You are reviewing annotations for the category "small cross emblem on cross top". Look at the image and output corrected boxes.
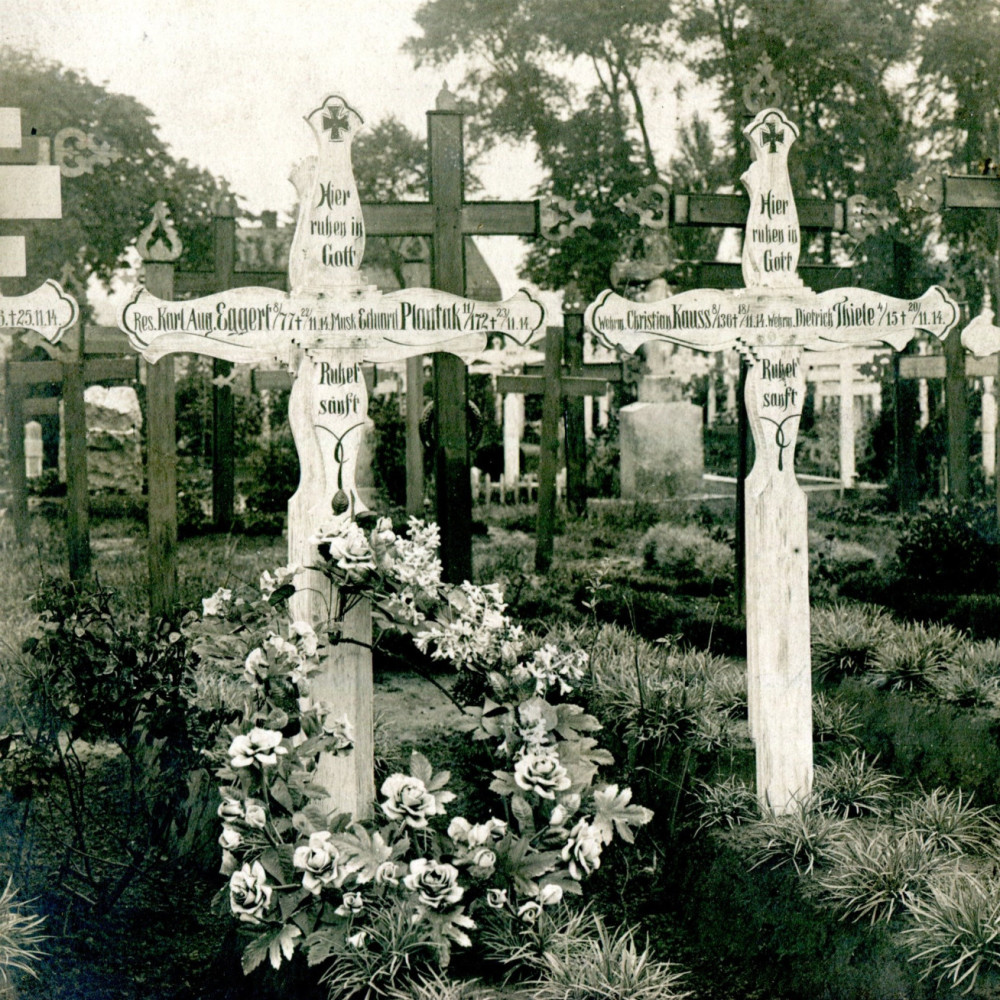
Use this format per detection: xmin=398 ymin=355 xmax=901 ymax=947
xmin=762 ymin=120 xmax=785 ymax=153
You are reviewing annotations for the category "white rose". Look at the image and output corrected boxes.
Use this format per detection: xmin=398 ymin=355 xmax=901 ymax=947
xmin=513 ymin=753 xmax=572 ymax=800
xmin=402 ymin=858 xmax=464 ymax=910
xmin=288 ymin=620 xmax=318 ymax=657
xmin=561 ymin=819 xmax=603 ymax=880
xmin=486 ymin=887 xmax=508 ymax=909
xmin=346 ymin=930 xmax=367 ymax=949
xmin=293 ymin=831 xmax=341 ymax=895
xmin=244 ymin=647 xmax=267 ymax=682
xmin=218 ymin=825 xmax=242 ymax=850
xmin=217 ymin=797 xmax=243 ymax=822
xmin=380 ymin=774 xmax=445 ymax=829
xmin=472 ymin=848 xmax=496 ymax=871
xmin=517 ymin=900 xmax=543 ymax=924
xmin=227 ymin=728 xmax=287 ymax=768
xmin=229 ymin=861 xmax=271 ymax=923
xmin=538 ymin=883 xmax=564 ymax=906
xmin=243 ymin=799 xmax=267 ymax=829
xmin=202 ymin=587 xmax=232 ymax=617
xmin=374 ymin=861 xmax=399 ymax=886
xmin=447 ymin=817 xmax=473 ymax=844
xmin=335 ymin=891 xmax=364 ymax=916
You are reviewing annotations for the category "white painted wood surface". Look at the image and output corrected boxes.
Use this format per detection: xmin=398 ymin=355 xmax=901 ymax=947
xmin=0 ymin=279 xmax=79 ymax=342
xmin=117 ymin=94 xmax=547 ymax=822
xmin=584 ymin=106 xmax=959 ymax=814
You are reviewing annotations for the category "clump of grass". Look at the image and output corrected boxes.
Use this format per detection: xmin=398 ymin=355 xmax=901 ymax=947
xmin=810 ymin=602 xmax=894 ymax=684
xmin=695 ymin=775 xmax=759 ymax=832
xmin=932 ymin=664 xmax=1000 ymax=709
xmin=748 ymin=807 xmax=848 ymax=875
xmin=812 ymin=692 xmax=861 ymax=749
xmin=814 ymin=828 xmax=951 ymax=924
xmin=707 ymin=663 xmax=747 ymax=718
xmin=385 ymin=970 xmax=495 ymax=1000
xmin=903 ymin=872 xmax=1000 ymax=994
xmin=895 ymin=788 xmax=999 ymax=856
xmin=529 ymin=915 xmax=692 ymax=1000
xmin=813 ymin=749 xmax=896 ymax=820
xmin=868 ymin=622 xmax=964 ymax=693
xmin=640 ymin=521 xmax=733 ymax=586
xmin=0 ymin=878 xmax=45 ymax=986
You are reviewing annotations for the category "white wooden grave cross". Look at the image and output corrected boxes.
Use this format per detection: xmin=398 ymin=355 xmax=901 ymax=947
xmin=117 ymin=95 xmax=545 ymax=820
xmin=961 ymin=294 xmax=1000 ymax=519
xmin=584 ymin=106 xmax=959 ymax=814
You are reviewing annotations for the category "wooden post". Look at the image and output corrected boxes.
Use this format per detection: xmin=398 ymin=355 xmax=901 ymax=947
xmin=4 ymin=361 xmax=28 ymax=543
xmin=894 ymin=348 xmax=920 ymax=512
xmin=535 ymin=328 xmax=562 ymax=572
xmin=405 ymin=355 xmax=425 ymax=516
xmin=62 ymin=327 xmax=90 ymax=580
xmin=144 ymin=259 xmax=178 ymax=619
xmin=838 ymin=356 xmax=856 ymax=489
xmin=735 ymin=356 xmax=751 ymax=615
xmin=427 ymin=102 xmax=472 ymax=583
xmin=944 ymin=316 xmax=971 ymax=501
xmin=562 ymin=308 xmax=588 ymax=515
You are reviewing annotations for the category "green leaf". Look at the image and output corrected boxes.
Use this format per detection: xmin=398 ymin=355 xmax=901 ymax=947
xmin=241 ymin=935 xmax=270 ymax=976
xmin=591 ymin=784 xmax=653 ymax=845
xmin=268 ymin=924 xmax=302 ymax=969
xmin=489 ymin=771 xmax=518 ymax=797
xmin=258 ymin=847 xmax=287 ymax=885
xmin=410 ymin=750 xmax=433 ymax=784
xmin=304 ymin=925 xmax=348 ymax=966
xmin=269 ymin=777 xmax=294 ymax=814
xmin=333 ymin=825 xmax=394 ymax=883
xmin=511 ymin=793 xmax=535 ymax=835
xmin=268 ymin=584 xmax=296 ymax=605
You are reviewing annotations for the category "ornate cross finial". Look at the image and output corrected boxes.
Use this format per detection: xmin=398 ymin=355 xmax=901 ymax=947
xmin=136 ymin=201 xmax=183 ymax=262
xmin=615 ymin=183 xmax=669 ymax=229
xmin=53 ymin=127 xmax=122 ymax=178
xmin=539 ymin=195 xmax=594 ymax=241
xmin=895 ymin=169 xmax=943 ymax=214
xmin=742 ymin=54 xmax=783 ymax=115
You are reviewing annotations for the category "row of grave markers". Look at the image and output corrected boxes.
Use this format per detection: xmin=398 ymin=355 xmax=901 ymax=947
xmin=6 ymin=84 xmax=1000 ymax=819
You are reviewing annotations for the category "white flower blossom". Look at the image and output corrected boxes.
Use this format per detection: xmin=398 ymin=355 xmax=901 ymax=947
xmin=218 ymin=825 xmax=242 ymax=850
xmin=561 ymin=819 xmax=603 ymax=880
xmin=335 ymin=891 xmax=364 ymax=916
xmin=228 ymin=728 xmax=287 ymax=768
xmin=403 ymin=859 xmax=463 ymax=910
xmin=202 ymin=588 xmax=232 ymax=617
xmin=517 ymin=900 xmax=543 ymax=924
xmin=229 ymin=861 xmax=272 ymax=923
xmin=538 ymin=883 xmax=564 ymax=906
xmin=293 ymin=831 xmax=341 ymax=895
xmin=243 ymin=799 xmax=267 ymax=829
xmin=485 ymin=888 xmax=508 ymax=909
xmin=513 ymin=752 xmax=572 ymax=800
xmin=346 ymin=930 xmax=367 ymax=949
xmin=380 ymin=774 xmax=452 ymax=828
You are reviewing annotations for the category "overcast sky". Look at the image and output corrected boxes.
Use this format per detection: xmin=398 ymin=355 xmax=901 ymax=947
xmin=4 ymin=0 xmax=700 ymax=305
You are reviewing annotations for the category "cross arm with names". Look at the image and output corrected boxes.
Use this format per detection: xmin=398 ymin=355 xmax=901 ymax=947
xmin=584 ymin=106 xmax=959 ymax=815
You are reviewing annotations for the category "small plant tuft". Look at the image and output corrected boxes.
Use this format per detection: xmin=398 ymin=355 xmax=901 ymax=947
xmin=810 ymin=602 xmax=893 ymax=684
xmin=813 ymin=749 xmax=896 ymax=820
xmin=0 ymin=878 xmax=45 ymax=985
xmin=894 ymin=788 xmax=999 ymax=856
xmin=695 ymin=775 xmax=759 ymax=832
xmin=868 ymin=622 xmax=963 ymax=693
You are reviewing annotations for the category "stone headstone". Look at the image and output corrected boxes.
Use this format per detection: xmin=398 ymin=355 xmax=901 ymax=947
xmin=619 ymin=400 xmax=704 ymax=498
xmin=24 ymin=420 xmax=43 ymax=478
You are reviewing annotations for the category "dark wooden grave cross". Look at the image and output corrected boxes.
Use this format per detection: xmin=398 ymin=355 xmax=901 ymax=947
xmin=497 ymin=322 xmax=613 ymax=571
xmin=174 ymin=199 xmax=288 ymax=530
xmin=0 ymin=106 xmax=79 ymax=542
xmin=584 ymin=106 xmax=958 ymax=815
xmin=359 ymin=85 xmax=547 ymax=583
xmin=117 ymin=94 xmax=545 ymax=820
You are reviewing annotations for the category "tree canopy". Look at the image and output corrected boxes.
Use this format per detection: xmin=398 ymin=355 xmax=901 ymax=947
xmin=0 ymin=46 xmax=231 ymax=302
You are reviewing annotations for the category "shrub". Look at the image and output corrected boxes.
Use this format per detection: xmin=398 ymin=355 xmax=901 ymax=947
xmin=748 ymin=808 xmax=848 ymax=876
xmin=813 ymin=750 xmax=896 ymax=820
xmin=695 ymin=776 xmax=759 ymax=832
xmin=810 ymin=602 xmax=894 ymax=684
xmin=894 ymin=500 xmax=1000 ymax=594
xmin=529 ymin=915 xmax=691 ymax=1000
xmin=868 ymin=622 xmax=964 ymax=693
xmin=0 ymin=878 xmax=45 ymax=987
xmin=894 ymin=788 xmax=999 ymax=856
xmin=242 ymin=433 xmax=299 ymax=528
xmin=639 ymin=522 xmax=733 ymax=589
xmin=902 ymin=872 xmax=1000 ymax=994
xmin=814 ymin=828 xmax=950 ymax=925
xmin=812 ymin=692 xmax=862 ymax=750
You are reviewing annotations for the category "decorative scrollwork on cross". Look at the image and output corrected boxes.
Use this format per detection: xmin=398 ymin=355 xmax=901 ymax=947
xmin=858 ymin=353 xmax=892 ymax=380
xmin=846 ymin=195 xmax=897 ymax=241
xmin=53 ymin=127 xmax=122 ymax=178
xmin=615 ymin=183 xmax=669 ymax=229
xmin=895 ymin=169 xmax=943 ymax=214
xmin=742 ymin=54 xmax=783 ymax=115
xmin=136 ymin=201 xmax=183 ymax=262
xmin=539 ymin=195 xmax=594 ymax=242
